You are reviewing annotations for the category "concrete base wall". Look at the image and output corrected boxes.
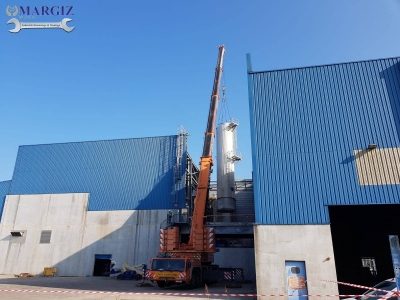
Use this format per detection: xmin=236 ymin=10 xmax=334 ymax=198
xmin=214 ymin=248 xmax=256 ymax=281
xmin=254 ymin=225 xmax=339 ymax=300
xmin=0 ymin=194 xmax=167 ymax=276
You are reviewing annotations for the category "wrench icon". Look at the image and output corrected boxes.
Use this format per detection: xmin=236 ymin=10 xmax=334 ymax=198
xmin=7 ymin=18 xmax=75 ymax=33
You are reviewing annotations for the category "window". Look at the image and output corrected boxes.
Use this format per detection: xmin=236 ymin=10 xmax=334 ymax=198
xmin=40 ymin=230 xmax=52 ymax=244
xmin=151 ymin=259 xmax=185 ymax=271
xmin=10 ymin=231 xmax=24 ymax=237
xmin=291 ymin=267 xmax=301 ymax=274
xmin=361 ymin=257 xmax=377 ymax=276
xmin=9 ymin=230 xmax=26 ymax=243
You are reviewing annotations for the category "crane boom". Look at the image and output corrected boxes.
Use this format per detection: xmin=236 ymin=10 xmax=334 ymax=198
xmin=185 ymin=45 xmax=226 ymax=249
xmin=149 ymin=46 xmax=226 ymax=288
xmin=203 ymin=45 xmax=226 ymax=157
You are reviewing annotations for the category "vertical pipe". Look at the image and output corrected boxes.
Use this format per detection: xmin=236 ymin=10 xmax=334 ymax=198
xmin=216 ymin=123 xmax=237 ymax=213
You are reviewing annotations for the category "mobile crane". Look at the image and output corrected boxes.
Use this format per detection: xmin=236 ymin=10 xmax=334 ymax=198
xmin=148 ymin=45 xmax=226 ymax=288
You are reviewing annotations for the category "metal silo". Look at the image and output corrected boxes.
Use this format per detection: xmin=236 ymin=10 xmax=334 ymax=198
xmin=216 ymin=119 xmax=241 ymax=215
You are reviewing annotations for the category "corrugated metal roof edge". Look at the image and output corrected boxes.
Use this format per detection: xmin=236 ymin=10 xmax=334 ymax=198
xmin=6 ymin=192 xmax=90 ymax=196
xmin=247 ymin=55 xmax=400 ymax=75
xmin=17 ymin=134 xmax=179 ymax=148
xmin=0 ymin=180 xmax=12 ymax=194
xmin=253 ymin=223 xmax=331 ymax=226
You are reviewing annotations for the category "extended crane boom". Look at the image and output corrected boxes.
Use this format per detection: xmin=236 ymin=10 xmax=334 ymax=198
xmin=203 ymin=45 xmax=226 ymax=157
xmin=185 ymin=45 xmax=225 ymax=250
xmin=149 ymin=46 xmax=226 ymax=288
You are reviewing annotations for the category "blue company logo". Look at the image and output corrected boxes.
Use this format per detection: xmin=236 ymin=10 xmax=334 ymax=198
xmin=6 ymin=5 xmax=74 ymax=18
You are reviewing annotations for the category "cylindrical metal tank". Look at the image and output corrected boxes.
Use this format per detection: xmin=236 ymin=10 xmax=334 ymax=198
xmin=216 ymin=122 xmax=238 ymax=212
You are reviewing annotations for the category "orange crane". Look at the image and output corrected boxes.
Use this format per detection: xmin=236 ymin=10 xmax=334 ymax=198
xmin=148 ymin=45 xmax=226 ymax=288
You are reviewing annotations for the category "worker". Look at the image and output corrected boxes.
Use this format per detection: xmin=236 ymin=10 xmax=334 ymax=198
xmin=167 ymin=210 xmax=172 ymax=224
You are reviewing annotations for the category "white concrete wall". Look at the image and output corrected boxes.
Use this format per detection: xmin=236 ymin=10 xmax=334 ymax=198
xmin=0 ymin=194 xmax=168 ymax=276
xmin=254 ymin=225 xmax=339 ymax=300
xmin=78 ymin=209 xmax=165 ymax=276
xmin=214 ymin=248 xmax=256 ymax=281
xmin=0 ymin=194 xmax=88 ymax=276
xmin=0 ymin=193 xmax=257 ymax=279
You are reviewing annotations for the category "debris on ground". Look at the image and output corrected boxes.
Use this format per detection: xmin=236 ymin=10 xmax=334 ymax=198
xmin=15 ymin=273 xmax=34 ymax=278
xmin=43 ymin=267 xmax=58 ymax=277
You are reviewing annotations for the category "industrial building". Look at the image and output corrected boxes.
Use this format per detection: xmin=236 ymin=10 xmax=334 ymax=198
xmin=2 ymin=53 xmax=400 ymax=295
xmin=247 ymin=55 xmax=400 ymax=297
xmin=0 ymin=129 xmax=255 ymax=279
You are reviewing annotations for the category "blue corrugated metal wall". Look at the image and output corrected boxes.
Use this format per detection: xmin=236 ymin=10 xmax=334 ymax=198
xmin=248 ymin=57 xmax=400 ymax=224
xmin=9 ymin=136 xmax=186 ymax=210
xmin=0 ymin=180 xmax=11 ymax=222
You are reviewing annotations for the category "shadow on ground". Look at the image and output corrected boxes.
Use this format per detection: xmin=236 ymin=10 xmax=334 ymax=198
xmin=0 ymin=276 xmax=257 ymax=295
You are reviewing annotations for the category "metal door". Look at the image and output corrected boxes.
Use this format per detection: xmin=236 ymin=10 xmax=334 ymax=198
xmin=286 ymin=261 xmax=308 ymax=300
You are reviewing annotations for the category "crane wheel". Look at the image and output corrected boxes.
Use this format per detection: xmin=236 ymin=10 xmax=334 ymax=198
xmin=157 ymin=281 xmax=166 ymax=288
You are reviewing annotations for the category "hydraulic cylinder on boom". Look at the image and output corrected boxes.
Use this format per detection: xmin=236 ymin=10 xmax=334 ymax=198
xmin=149 ymin=45 xmax=226 ymax=288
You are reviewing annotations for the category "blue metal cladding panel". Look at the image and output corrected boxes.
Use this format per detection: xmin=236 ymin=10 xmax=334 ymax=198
xmin=9 ymin=136 xmax=186 ymax=210
xmin=0 ymin=180 xmax=11 ymax=222
xmin=248 ymin=57 xmax=400 ymax=224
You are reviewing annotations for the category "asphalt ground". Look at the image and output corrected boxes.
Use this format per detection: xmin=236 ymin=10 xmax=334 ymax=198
xmin=0 ymin=275 xmax=258 ymax=300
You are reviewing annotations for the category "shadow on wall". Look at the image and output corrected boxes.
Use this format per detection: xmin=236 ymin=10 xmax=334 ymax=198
xmin=340 ymin=149 xmax=369 ymax=164
xmin=0 ymin=172 xmax=178 ymax=285
xmin=54 ymin=172 xmax=179 ymax=276
xmin=340 ymin=61 xmax=400 ymax=165
xmin=380 ymin=61 xmax=400 ymax=144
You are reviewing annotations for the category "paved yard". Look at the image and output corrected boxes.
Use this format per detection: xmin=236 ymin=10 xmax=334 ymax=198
xmin=0 ymin=275 xmax=257 ymax=300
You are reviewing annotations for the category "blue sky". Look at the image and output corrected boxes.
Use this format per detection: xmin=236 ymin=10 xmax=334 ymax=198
xmin=1 ymin=0 xmax=400 ymax=182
